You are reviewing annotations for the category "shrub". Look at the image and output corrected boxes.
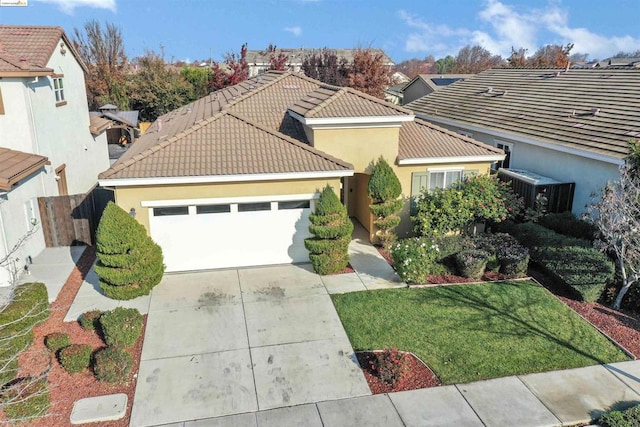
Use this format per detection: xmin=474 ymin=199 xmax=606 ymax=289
xmin=44 ymin=332 xmax=70 ymax=353
xmin=93 ymin=347 xmax=133 ymax=383
xmin=497 ymin=242 xmax=530 ymax=277
xmin=95 ymin=202 xmax=165 ymax=300
xmin=78 ymin=310 xmax=102 ymax=331
xmin=413 ymin=187 xmax=472 ymax=237
xmin=510 ymin=222 xmax=590 ymax=257
xmin=537 ymin=246 xmax=615 ymax=302
xmin=0 ymin=282 xmax=49 ymax=386
xmin=1 ymin=377 xmax=50 ymax=421
xmin=454 ymin=250 xmax=489 ymax=280
xmin=390 ymin=238 xmax=445 ymax=283
xmin=368 ymin=157 xmax=403 ymax=248
xmin=99 ymin=307 xmax=143 ymax=348
xmin=304 ymin=186 xmax=353 ymax=275
xmin=58 ymin=344 xmax=92 ymax=373
xmin=539 ymin=211 xmax=596 ymax=242
xmin=598 ymin=404 xmax=640 ymax=427
xmin=432 ymin=235 xmax=474 ymax=262
xmin=369 ymin=348 xmax=407 ymax=387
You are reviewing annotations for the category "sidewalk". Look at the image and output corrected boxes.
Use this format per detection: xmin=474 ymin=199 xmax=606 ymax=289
xmin=161 ymin=360 xmax=640 ymax=426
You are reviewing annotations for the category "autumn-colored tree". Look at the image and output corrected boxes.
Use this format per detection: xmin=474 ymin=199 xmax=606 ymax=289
xmin=529 ymin=43 xmax=573 ymax=68
xmin=262 ymin=44 xmax=289 ymax=71
xmin=128 ymin=50 xmax=193 ymax=121
xmin=210 ymin=43 xmax=249 ymax=91
xmin=507 ymin=47 xmax=528 ymax=67
xmin=452 ymin=45 xmax=505 ymax=73
xmin=73 ymin=20 xmax=128 ymax=110
xmin=348 ymin=48 xmax=390 ymax=98
xmin=301 ymin=48 xmax=349 ymax=86
xmin=394 ymin=56 xmax=436 ymax=79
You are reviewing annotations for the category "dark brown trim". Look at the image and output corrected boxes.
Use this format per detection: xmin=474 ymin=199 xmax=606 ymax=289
xmin=0 ymin=86 xmax=4 ymax=115
xmin=52 ymin=73 xmax=65 ymax=78
xmin=55 ymin=164 xmax=68 ymax=196
xmin=55 ymin=101 xmax=67 ymax=108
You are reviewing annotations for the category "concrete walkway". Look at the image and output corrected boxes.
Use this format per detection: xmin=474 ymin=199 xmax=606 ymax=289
xmin=158 ymin=360 xmax=640 ymax=427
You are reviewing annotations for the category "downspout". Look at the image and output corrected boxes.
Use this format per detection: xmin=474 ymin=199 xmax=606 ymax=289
xmin=25 ymin=80 xmax=46 ymax=195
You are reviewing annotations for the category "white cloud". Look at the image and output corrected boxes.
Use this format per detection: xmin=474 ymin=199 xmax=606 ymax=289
xmin=284 ymin=26 xmax=302 ymax=37
xmin=398 ymin=1 xmax=640 ymax=60
xmin=35 ymin=0 xmax=116 ymax=14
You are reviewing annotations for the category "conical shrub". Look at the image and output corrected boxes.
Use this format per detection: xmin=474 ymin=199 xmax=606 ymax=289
xmin=305 ymin=186 xmax=353 ymax=275
xmin=368 ymin=157 xmax=403 ymax=248
xmin=94 ymin=202 xmax=164 ymax=300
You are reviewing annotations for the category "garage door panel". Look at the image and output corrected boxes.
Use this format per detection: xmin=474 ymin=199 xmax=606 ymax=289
xmin=150 ymin=201 xmax=312 ymax=272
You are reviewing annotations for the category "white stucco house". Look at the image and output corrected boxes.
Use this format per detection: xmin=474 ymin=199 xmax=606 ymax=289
xmin=0 ymin=25 xmax=111 ymax=287
xmin=407 ymin=68 xmax=640 ymax=214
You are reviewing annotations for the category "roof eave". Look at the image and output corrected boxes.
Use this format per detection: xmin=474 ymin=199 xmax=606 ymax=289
xmin=398 ymin=154 xmax=505 ymax=166
xmin=99 ymin=170 xmax=355 ymax=187
xmin=0 ymin=70 xmax=53 ymax=78
xmin=289 ymin=110 xmax=414 ymax=129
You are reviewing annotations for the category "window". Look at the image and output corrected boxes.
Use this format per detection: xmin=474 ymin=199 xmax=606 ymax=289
xmin=153 ymin=206 xmax=189 ymax=216
xmin=410 ymin=170 xmax=463 ymax=214
xmin=196 ymin=204 xmax=231 ymax=214
xmin=53 ymin=76 xmax=65 ymax=105
xmin=278 ymin=200 xmax=310 ymax=210
xmin=238 ymin=202 xmax=271 ymax=212
xmin=494 ymin=141 xmax=513 ymax=170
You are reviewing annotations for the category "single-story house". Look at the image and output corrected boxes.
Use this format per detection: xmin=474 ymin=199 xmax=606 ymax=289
xmin=406 ymin=68 xmax=640 ymax=214
xmin=99 ymin=71 xmax=503 ymax=272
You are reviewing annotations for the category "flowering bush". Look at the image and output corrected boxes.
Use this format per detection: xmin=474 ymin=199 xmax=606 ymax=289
xmin=369 ymin=348 xmax=407 ymax=387
xmin=391 ymin=238 xmax=444 ymax=283
xmin=454 ymin=249 xmax=490 ymax=279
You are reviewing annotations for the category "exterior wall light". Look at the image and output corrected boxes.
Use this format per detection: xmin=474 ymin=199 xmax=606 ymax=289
xmin=129 ymin=208 xmax=136 ymax=218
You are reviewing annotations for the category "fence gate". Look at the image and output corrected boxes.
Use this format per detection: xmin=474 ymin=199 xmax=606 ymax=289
xmin=37 ymin=186 xmax=114 ymax=247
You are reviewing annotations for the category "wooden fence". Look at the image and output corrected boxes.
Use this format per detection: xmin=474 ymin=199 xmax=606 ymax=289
xmin=37 ymin=186 xmax=114 ymax=247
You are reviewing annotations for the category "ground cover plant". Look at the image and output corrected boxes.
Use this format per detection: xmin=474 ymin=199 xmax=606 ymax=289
xmin=332 ymin=281 xmax=629 ymax=384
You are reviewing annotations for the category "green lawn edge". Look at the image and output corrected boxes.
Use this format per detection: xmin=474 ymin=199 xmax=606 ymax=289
xmin=331 ymin=280 xmax=629 ymax=384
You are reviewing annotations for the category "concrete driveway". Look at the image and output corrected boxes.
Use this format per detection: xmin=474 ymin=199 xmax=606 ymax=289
xmin=129 ymin=265 xmax=370 ymax=427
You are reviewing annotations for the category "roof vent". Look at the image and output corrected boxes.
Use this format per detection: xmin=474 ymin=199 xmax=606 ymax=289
xmin=487 ymin=86 xmax=493 ymax=93
xmin=591 ymin=107 xmax=600 ymax=116
xmin=555 ymin=71 xmax=561 ymax=77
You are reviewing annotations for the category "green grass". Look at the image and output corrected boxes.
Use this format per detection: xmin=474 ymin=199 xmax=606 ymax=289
xmin=331 ymin=281 xmax=629 ymax=384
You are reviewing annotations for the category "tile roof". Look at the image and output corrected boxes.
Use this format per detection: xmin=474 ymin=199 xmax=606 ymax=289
xmin=99 ymin=111 xmax=350 ymax=180
xmin=89 ymin=116 xmax=112 ymax=135
xmin=0 ymin=25 xmax=84 ymax=75
xmin=407 ymin=68 xmax=640 ymax=159
xmin=399 ymin=119 xmax=504 ymax=161
xmin=289 ymin=85 xmax=412 ymax=118
xmin=0 ymin=148 xmax=49 ymax=191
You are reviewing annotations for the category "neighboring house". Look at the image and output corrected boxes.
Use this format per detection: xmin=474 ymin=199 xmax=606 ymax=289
xmin=0 ymin=25 xmax=110 ymax=287
xmin=245 ymin=48 xmax=395 ymax=77
xmin=384 ymin=83 xmax=406 ymax=105
xmin=99 ymin=71 xmax=503 ymax=273
xmin=90 ymin=104 xmax=140 ymax=164
xmin=401 ymin=74 xmax=473 ymax=105
xmin=593 ymin=57 xmax=640 ymax=68
xmin=406 ymin=68 xmax=640 ymax=214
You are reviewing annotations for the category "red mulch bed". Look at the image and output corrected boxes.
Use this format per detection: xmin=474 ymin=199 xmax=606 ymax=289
xmin=2 ymin=246 xmax=144 ymax=427
xmin=356 ymin=351 xmax=441 ymax=394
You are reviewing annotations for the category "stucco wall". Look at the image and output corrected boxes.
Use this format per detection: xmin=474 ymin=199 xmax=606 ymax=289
xmin=429 ymin=123 xmax=620 ymax=214
xmin=113 ymin=178 xmax=342 ymax=233
xmin=0 ymin=172 xmax=47 ymax=287
xmin=311 ymin=127 xmax=400 ymax=173
xmin=0 ymin=79 xmax=36 ymax=154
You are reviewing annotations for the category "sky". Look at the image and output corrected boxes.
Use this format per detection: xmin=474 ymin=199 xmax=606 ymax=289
xmin=0 ymin=0 xmax=639 ymax=63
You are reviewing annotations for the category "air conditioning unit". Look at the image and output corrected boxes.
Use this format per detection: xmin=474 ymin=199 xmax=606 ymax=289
xmin=497 ymin=168 xmax=575 ymax=213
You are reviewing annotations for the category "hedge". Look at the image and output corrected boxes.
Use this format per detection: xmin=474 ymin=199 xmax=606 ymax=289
xmin=93 ymin=346 xmax=133 ymax=383
xmin=59 ymin=344 xmax=93 ymax=373
xmin=598 ymin=404 xmax=640 ymax=427
xmin=44 ymin=332 xmax=70 ymax=353
xmin=1 ymin=377 xmax=50 ymax=421
xmin=99 ymin=307 xmax=144 ymax=348
xmin=539 ymin=211 xmax=596 ymax=242
xmin=0 ymin=282 xmax=49 ymax=386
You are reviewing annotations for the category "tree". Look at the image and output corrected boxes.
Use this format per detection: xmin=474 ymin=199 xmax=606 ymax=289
xmin=348 ymin=48 xmax=390 ymax=98
xmin=368 ymin=157 xmax=403 ymax=248
xmin=262 ymin=44 xmax=289 ymax=71
xmin=304 ymin=186 xmax=353 ymax=275
xmin=395 ymin=56 xmax=436 ymax=79
xmin=612 ymin=50 xmax=640 ymax=58
xmin=94 ymin=202 xmax=164 ymax=300
xmin=209 ymin=43 xmax=248 ymax=91
xmin=128 ymin=50 xmax=194 ymax=121
xmin=180 ymin=66 xmax=212 ymax=100
xmin=587 ymin=141 xmax=640 ymax=310
xmin=301 ymin=48 xmax=349 ymax=86
xmin=436 ymin=55 xmax=456 ymax=74
xmin=507 ymin=47 xmax=528 ymax=67
xmin=73 ymin=20 xmax=128 ymax=110
xmin=452 ymin=45 xmax=504 ymax=73
xmin=529 ymin=43 xmax=573 ymax=68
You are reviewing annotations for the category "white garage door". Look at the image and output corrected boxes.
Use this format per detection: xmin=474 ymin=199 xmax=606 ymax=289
xmin=148 ymin=196 xmax=314 ymax=272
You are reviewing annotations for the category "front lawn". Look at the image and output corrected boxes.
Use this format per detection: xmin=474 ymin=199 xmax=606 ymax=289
xmin=332 ymin=281 xmax=629 ymax=384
